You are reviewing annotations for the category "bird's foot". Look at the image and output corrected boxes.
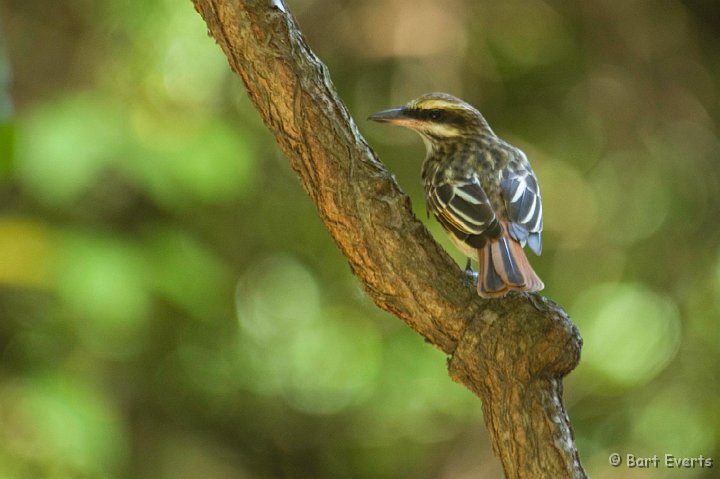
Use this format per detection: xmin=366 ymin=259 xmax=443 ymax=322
xmin=463 ymin=259 xmax=478 ymax=284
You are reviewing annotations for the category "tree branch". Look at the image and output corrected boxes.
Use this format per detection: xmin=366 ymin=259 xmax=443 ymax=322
xmin=191 ymin=1 xmax=586 ymax=477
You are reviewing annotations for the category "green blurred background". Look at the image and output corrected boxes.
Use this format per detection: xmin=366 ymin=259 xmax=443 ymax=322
xmin=1 ymin=0 xmax=719 ymax=478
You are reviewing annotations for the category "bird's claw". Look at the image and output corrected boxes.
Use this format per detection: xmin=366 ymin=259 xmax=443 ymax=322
xmin=464 ymin=259 xmax=478 ymax=284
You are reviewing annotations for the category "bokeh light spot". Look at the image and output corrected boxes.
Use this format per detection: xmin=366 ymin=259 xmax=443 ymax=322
xmin=534 ymin=157 xmax=598 ymax=249
xmin=632 ymin=389 xmax=715 ymax=457
xmin=0 ymin=217 xmax=55 ymax=287
xmin=128 ymin=111 xmax=256 ymax=206
xmin=15 ymin=94 xmax=125 ymax=206
xmin=284 ymin=310 xmax=381 ymax=414
xmin=236 ymin=256 xmax=382 ymax=413
xmin=590 ymin=153 xmax=670 ymax=245
xmin=236 ymin=255 xmax=321 ymax=342
xmin=573 ymin=283 xmax=681 ymax=388
xmin=54 ymin=232 xmax=151 ymax=358
xmin=160 ymin=8 xmax=229 ymax=106
xmin=145 ymin=226 xmax=233 ymax=321
xmin=482 ymin=0 xmax=571 ymax=70
xmin=0 ymin=374 xmax=126 ymax=477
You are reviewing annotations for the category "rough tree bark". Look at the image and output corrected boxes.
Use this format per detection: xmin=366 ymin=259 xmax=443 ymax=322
xmin=191 ymin=1 xmax=586 ymax=477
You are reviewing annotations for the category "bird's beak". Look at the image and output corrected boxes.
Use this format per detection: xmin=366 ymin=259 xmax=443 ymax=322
xmin=368 ymin=107 xmax=410 ymax=125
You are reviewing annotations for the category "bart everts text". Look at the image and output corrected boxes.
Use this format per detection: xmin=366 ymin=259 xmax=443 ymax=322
xmin=608 ymin=453 xmax=713 ymax=469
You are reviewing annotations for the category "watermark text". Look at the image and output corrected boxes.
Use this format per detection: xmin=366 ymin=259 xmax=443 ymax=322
xmin=609 ymin=453 xmax=713 ymax=469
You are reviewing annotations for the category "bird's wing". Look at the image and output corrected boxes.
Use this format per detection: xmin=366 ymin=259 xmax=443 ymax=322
xmin=427 ymin=172 xmax=502 ymax=249
xmin=500 ymin=150 xmax=543 ymax=255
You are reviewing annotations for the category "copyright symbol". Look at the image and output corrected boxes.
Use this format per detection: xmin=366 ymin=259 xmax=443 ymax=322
xmin=609 ymin=453 xmax=621 ymax=467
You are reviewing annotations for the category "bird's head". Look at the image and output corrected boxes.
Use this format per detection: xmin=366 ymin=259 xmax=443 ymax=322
xmin=368 ymin=93 xmax=492 ymax=150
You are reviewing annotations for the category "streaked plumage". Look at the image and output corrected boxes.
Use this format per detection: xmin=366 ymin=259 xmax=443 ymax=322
xmin=369 ymin=92 xmax=544 ymax=297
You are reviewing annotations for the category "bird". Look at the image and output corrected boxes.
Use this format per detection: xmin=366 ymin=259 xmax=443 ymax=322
xmin=369 ymin=92 xmax=544 ymax=298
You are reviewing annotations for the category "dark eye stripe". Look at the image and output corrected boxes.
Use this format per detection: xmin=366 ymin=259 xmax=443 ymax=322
xmin=406 ymin=108 xmax=465 ymax=126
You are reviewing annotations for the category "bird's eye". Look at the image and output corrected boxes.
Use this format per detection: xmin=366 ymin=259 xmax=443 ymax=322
xmin=429 ymin=109 xmax=443 ymax=121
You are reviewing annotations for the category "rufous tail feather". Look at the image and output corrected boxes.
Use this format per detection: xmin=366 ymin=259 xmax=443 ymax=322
xmin=477 ymin=234 xmax=544 ymax=298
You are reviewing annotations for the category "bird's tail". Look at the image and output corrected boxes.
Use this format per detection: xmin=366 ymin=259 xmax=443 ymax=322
xmin=477 ymin=234 xmax=544 ymax=298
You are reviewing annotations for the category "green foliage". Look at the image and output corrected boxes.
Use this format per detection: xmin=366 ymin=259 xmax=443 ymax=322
xmin=1 ymin=0 xmax=719 ymax=478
